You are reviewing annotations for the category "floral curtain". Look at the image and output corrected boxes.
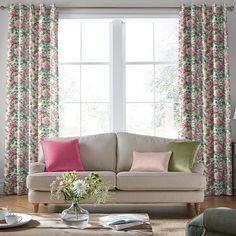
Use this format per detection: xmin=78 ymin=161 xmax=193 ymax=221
xmin=179 ymin=4 xmax=232 ymax=195
xmin=4 ymin=4 xmax=59 ymax=195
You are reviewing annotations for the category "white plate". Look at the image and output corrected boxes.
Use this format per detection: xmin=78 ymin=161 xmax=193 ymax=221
xmin=0 ymin=213 xmax=32 ymax=229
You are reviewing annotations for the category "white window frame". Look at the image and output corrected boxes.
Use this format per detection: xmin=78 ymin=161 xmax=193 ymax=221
xmin=110 ymin=19 xmax=126 ymax=132
xmin=59 ymin=12 xmax=179 ymax=137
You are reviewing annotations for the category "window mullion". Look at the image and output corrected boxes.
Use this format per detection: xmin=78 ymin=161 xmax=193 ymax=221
xmin=110 ymin=19 xmax=125 ymax=132
xmin=80 ymin=22 xmax=82 ymax=136
xmin=153 ymin=22 xmax=156 ymax=136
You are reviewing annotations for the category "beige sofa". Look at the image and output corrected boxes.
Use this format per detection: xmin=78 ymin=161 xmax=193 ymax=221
xmin=26 ymin=132 xmax=206 ymax=213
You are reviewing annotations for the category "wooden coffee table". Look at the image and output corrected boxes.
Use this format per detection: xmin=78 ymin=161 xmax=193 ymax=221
xmin=0 ymin=213 xmax=153 ymax=235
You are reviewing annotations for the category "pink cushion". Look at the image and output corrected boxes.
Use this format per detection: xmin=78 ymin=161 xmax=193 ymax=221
xmin=41 ymin=138 xmax=84 ymax=172
xmin=130 ymin=151 xmax=172 ymax=172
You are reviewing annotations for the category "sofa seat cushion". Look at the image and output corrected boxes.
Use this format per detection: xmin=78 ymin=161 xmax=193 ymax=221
xmin=116 ymin=172 xmax=206 ymax=191
xmin=27 ymin=171 xmax=116 ymax=191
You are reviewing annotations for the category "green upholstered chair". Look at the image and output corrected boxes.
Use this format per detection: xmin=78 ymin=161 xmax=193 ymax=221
xmin=186 ymin=208 xmax=236 ymax=236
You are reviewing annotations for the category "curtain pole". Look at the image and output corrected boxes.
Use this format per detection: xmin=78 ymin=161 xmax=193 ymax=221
xmin=0 ymin=5 xmax=235 ymax=11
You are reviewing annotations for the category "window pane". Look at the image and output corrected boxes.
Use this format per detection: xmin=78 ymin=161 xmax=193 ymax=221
xmin=59 ymin=21 xmax=80 ymax=62
xmin=81 ymin=65 xmax=109 ymax=102
xmin=154 ymin=20 xmax=178 ymax=62
xmin=59 ymin=65 xmax=80 ymax=103
xmin=81 ymin=103 xmax=109 ymax=135
xmin=155 ymin=102 xmax=178 ymax=138
xmin=155 ymin=65 xmax=178 ymax=102
xmin=126 ymin=103 xmax=154 ymax=135
xmin=126 ymin=22 xmax=153 ymax=62
xmin=59 ymin=103 xmax=80 ymax=137
xmin=82 ymin=22 xmax=109 ymax=62
xmin=154 ymin=65 xmax=178 ymax=138
xmin=126 ymin=65 xmax=154 ymax=102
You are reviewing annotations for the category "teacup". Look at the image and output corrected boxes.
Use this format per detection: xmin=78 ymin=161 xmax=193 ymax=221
xmin=0 ymin=208 xmax=9 ymax=221
xmin=5 ymin=214 xmax=22 ymax=225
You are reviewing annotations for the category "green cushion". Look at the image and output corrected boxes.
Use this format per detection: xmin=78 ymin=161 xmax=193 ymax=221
xmin=167 ymin=141 xmax=200 ymax=172
xmin=185 ymin=213 xmax=204 ymax=236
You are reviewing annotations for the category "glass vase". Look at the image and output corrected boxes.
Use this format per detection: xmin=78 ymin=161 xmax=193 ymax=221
xmin=61 ymin=202 xmax=89 ymax=228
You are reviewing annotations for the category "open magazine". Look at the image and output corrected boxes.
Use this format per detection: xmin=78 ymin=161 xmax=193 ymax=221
xmin=99 ymin=214 xmax=144 ymax=231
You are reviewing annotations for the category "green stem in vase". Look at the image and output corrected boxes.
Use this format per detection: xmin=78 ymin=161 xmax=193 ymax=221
xmin=73 ymin=202 xmax=79 ymax=220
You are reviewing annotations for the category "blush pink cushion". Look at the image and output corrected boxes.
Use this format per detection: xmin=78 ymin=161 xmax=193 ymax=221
xmin=130 ymin=151 xmax=172 ymax=172
xmin=41 ymin=139 xmax=84 ymax=172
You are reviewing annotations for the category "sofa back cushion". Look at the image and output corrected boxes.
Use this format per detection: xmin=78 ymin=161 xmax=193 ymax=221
xmin=116 ymin=132 xmax=179 ymax=172
xmin=39 ymin=133 xmax=117 ymax=171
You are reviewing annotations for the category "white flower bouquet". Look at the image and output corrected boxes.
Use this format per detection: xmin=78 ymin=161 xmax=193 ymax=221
xmin=50 ymin=171 xmax=109 ymax=204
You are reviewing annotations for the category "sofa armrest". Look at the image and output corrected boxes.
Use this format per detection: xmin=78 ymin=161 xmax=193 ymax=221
xmin=29 ymin=162 xmax=45 ymax=174
xmin=203 ymin=208 xmax=236 ymax=235
xmin=192 ymin=162 xmax=205 ymax=174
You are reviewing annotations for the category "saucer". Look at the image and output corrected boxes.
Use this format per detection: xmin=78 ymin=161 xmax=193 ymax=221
xmin=0 ymin=213 xmax=32 ymax=229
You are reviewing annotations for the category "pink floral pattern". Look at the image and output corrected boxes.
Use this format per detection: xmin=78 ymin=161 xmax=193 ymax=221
xmin=179 ymin=5 xmax=232 ymax=196
xmin=4 ymin=4 xmax=59 ymax=195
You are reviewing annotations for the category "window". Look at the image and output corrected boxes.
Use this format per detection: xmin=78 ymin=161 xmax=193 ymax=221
xmin=59 ymin=18 xmax=178 ymax=138
xmin=59 ymin=20 xmax=110 ymax=137
xmin=125 ymin=19 xmax=178 ymax=137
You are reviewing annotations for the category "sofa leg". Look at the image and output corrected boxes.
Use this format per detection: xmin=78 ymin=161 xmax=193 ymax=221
xmin=33 ymin=203 xmax=39 ymax=213
xmin=194 ymin=203 xmax=201 ymax=215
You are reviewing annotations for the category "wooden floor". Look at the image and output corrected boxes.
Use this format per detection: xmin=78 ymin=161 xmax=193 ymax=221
xmin=1 ymin=195 xmax=236 ymax=218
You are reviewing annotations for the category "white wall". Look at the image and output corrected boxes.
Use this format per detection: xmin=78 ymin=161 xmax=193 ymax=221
xmin=0 ymin=0 xmax=236 ymax=181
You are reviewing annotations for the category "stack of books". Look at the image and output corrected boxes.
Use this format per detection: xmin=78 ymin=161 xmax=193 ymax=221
xmin=99 ymin=214 xmax=144 ymax=231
